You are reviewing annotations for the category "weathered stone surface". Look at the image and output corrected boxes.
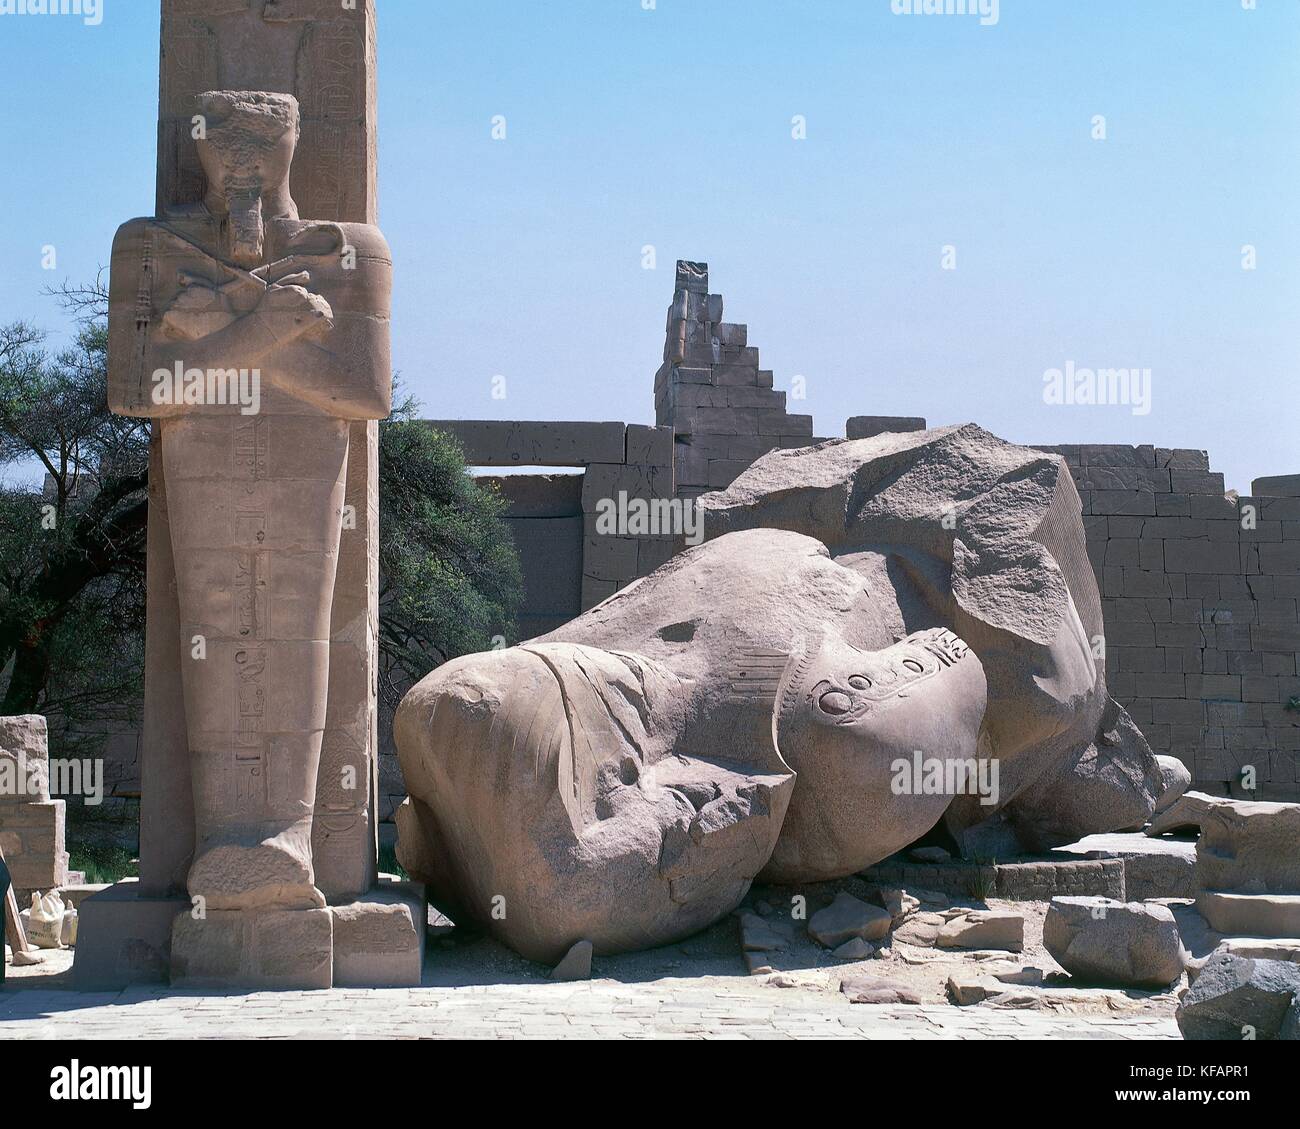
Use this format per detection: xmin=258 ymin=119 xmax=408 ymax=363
xmin=739 ymin=912 xmax=791 ymax=953
xmin=845 ymin=416 xmax=927 ymax=440
xmin=1252 ymin=475 xmax=1300 ymax=498
xmin=936 ymin=911 xmax=1024 ymax=952
xmin=396 ymin=622 xmax=794 ymax=963
xmin=551 ymin=940 xmax=594 ymax=982
xmin=396 ymin=424 xmax=1160 ymax=959
xmin=807 ymin=892 xmax=893 ymax=948
xmin=72 ymin=883 xmax=188 ymax=991
xmin=1147 ymin=791 xmax=1221 ymax=837
xmin=947 ymin=974 xmax=1006 ymax=1005
xmin=330 ymin=883 xmax=424 ymax=988
xmin=171 ymin=907 xmax=334 ymax=991
xmin=699 ymin=423 xmax=1160 ymax=857
xmin=832 ymin=937 xmax=875 ymax=961
xmin=1054 ymin=832 xmax=1197 ymax=900
xmin=839 ymin=973 xmax=923 ymax=1005
xmin=1176 ymin=952 xmax=1300 ymax=1040
xmin=1043 ymin=897 xmax=1185 ymax=988
xmin=1215 ymin=938 xmax=1300 ymax=964
xmin=1153 ymin=755 xmax=1192 ymax=815
xmin=0 ymin=715 xmax=48 ymax=803
xmin=74 ymin=2 xmax=416 ymax=993
xmin=1196 ymin=892 xmax=1300 ymax=938
xmin=1009 ymin=695 xmax=1161 ymax=847
xmin=1194 ymin=798 xmax=1300 ymax=893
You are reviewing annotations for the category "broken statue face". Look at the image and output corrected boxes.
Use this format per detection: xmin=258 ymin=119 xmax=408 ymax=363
xmin=763 ymin=627 xmax=989 ymax=883
xmin=195 ymin=90 xmax=301 ymax=266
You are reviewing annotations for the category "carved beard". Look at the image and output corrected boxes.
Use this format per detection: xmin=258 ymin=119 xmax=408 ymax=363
xmin=225 ymin=186 xmax=265 ymax=267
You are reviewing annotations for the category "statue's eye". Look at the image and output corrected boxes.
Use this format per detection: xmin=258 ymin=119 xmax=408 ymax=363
xmin=818 ymin=691 xmax=852 ymax=715
xmin=902 ymin=659 xmax=924 ymax=674
xmin=847 ymin=675 xmax=872 ymax=691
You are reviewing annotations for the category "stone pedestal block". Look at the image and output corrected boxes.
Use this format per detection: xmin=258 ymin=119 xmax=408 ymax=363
xmin=330 ymin=882 xmax=425 ymax=987
xmin=1197 ymin=891 xmax=1300 ymax=939
xmin=0 ymin=799 xmax=68 ymax=896
xmin=171 ymin=908 xmax=334 ymax=990
xmin=72 ymin=881 xmax=190 ymax=991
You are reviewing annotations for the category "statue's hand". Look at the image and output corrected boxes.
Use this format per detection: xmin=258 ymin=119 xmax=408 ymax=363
xmin=160 ymin=278 xmax=236 ymax=341
xmin=257 ymin=279 xmax=335 ymax=343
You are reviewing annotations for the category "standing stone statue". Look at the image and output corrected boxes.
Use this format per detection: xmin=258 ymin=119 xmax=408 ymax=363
xmin=106 ymin=90 xmax=392 ymax=977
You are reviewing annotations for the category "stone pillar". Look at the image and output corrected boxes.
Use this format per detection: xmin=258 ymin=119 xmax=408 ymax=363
xmin=74 ymin=0 xmax=420 ymax=991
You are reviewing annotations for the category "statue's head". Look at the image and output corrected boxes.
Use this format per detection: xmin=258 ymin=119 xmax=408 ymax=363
xmin=765 ymin=627 xmax=989 ymax=881
xmin=195 ymin=90 xmax=301 ymax=266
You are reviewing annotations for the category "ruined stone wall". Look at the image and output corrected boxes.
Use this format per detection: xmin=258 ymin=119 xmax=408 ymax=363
xmin=1034 ymin=445 xmax=1300 ymax=803
xmin=656 ymin=262 xmax=820 ymax=499
xmin=652 ymin=261 xmax=1298 ymax=803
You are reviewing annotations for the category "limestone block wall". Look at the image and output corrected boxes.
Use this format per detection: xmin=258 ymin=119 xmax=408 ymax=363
xmin=1034 ymin=444 xmax=1300 ymax=803
xmin=421 ymin=419 xmax=676 ymax=612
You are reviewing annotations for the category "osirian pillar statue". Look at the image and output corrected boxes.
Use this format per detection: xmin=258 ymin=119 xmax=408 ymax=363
xmin=106 ymin=89 xmax=392 ymax=984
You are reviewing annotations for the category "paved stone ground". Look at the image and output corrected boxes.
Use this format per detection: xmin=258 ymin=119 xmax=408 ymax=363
xmin=0 ymin=977 xmax=1179 ymax=1040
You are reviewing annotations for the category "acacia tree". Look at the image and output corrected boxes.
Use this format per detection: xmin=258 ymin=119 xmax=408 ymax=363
xmin=0 ymin=302 xmax=149 ymax=740
xmin=0 ymin=282 xmax=523 ymax=753
xmin=378 ymin=394 xmax=523 ymax=711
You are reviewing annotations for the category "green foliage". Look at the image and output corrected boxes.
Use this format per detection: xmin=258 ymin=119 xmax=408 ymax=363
xmin=377 ymin=391 xmax=523 ymax=708
xmin=0 ymin=301 xmax=149 ymax=751
xmin=68 ymin=843 xmax=138 ymax=885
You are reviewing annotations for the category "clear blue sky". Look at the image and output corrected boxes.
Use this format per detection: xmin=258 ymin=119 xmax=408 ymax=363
xmin=1 ymin=0 xmax=1296 ymax=492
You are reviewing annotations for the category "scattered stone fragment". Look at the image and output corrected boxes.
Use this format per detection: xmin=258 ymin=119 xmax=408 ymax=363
xmin=550 ymin=940 xmax=593 ymax=982
xmin=946 ymin=974 xmax=1005 ymax=1006
xmin=807 ymin=891 xmax=892 ymax=948
xmin=1147 ymin=791 xmax=1220 ymax=837
xmin=839 ymin=972 xmax=923 ymax=1005
xmin=936 ymin=911 xmax=1024 ymax=953
xmin=744 ymin=952 xmax=775 ymax=976
xmin=910 ymin=846 xmax=951 ymax=864
xmin=892 ymin=912 xmax=944 ymax=947
xmin=993 ymin=965 xmax=1045 ymax=986
xmin=1213 ymin=938 xmax=1300 ymax=965
xmin=831 ymin=937 xmax=875 ymax=961
xmin=1196 ymin=892 xmax=1300 ymax=939
xmin=1153 ymin=755 xmax=1192 ymax=816
xmin=1044 ymin=897 xmax=1185 ymax=988
xmin=875 ymin=887 xmax=921 ymax=922
xmin=1176 ymin=952 xmax=1300 ymax=1040
xmin=738 ymin=912 xmax=790 ymax=952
